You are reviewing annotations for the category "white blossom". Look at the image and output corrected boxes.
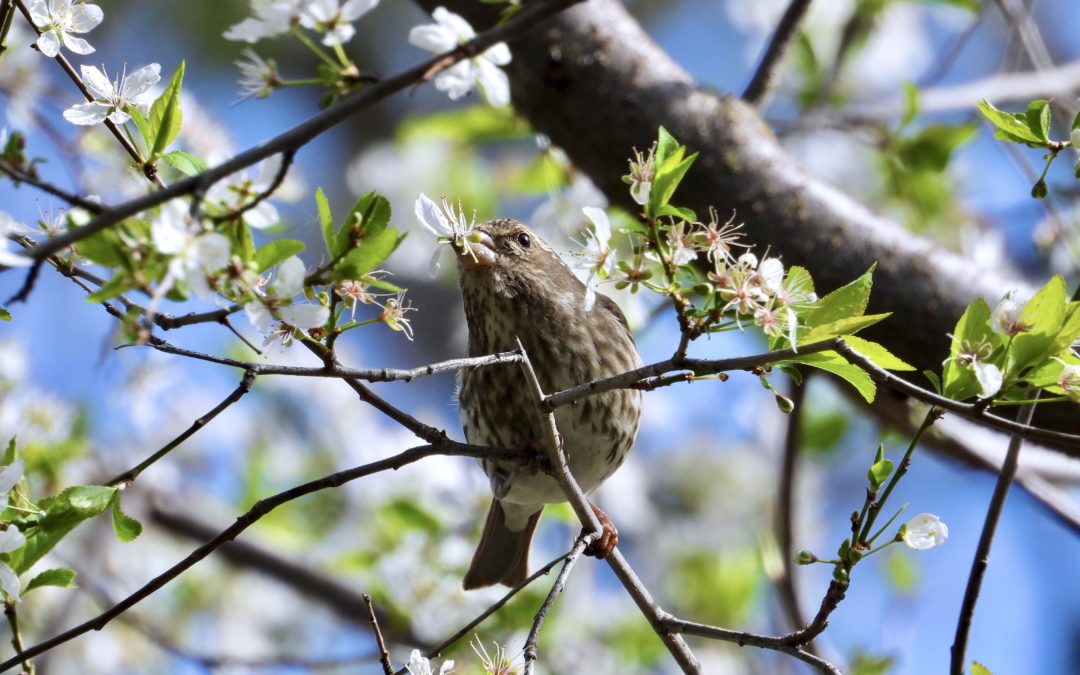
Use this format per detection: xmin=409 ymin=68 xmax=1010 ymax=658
xmin=62 ymin=63 xmax=160 ymax=126
xmin=990 ymin=289 xmax=1032 ymax=336
xmin=244 ymin=256 xmax=329 ymax=338
xmin=207 ymin=154 xmax=283 ymax=229
xmin=0 ymin=213 xmax=33 ymax=267
xmin=26 ymin=0 xmax=103 ymax=57
xmin=299 ymin=0 xmax=378 ymax=46
xmin=0 ymin=460 xmax=24 ymax=512
xmin=577 ymin=206 xmax=615 ymax=311
xmin=414 ymin=192 xmax=477 ymax=275
xmin=409 ymin=7 xmax=511 ymax=107
xmin=0 ymin=526 xmax=25 ymax=603
xmin=1053 ymin=357 xmax=1080 ymax=402
xmin=235 ymin=49 xmax=278 ymax=101
xmin=151 ymin=202 xmax=231 ymax=299
xmin=901 ymin=513 xmax=949 ymax=550
xmin=405 ymin=649 xmax=454 ymax=675
xmin=224 ymin=0 xmax=303 ymax=43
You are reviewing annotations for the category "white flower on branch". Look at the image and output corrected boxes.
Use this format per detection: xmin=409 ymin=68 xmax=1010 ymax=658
xmin=575 ymin=205 xmax=615 ymax=311
xmin=62 ymin=63 xmax=160 ymax=126
xmin=1053 ymin=357 xmax=1080 ymax=402
xmin=207 ymin=154 xmax=283 ymax=229
xmin=235 ymin=49 xmax=279 ymax=101
xmin=989 ymin=288 xmax=1032 ymax=336
xmin=409 ymin=7 xmax=512 ymax=107
xmin=27 ymin=0 xmax=103 ymax=58
xmin=0 ymin=213 xmax=33 ymax=267
xmin=0 ymin=460 xmax=24 ymax=513
xmin=151 ymin=201 xmax=231 ymax=299
xmin=0 ymin=525 xmax=25 ymax=603
xmin=299 ymin=0 xmax=379 ymax=46
xmin=244 ymin=256 xmax=329 ymax=343
xmin=900 ymin=513 xmax=949 ymax=550
xmin=405 ymin=649 xmax=454 ymax=675
xmin=224 ymin=0 xmax=303 ymax=43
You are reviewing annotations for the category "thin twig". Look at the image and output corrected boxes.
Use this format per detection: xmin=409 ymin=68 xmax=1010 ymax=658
xmin=4 ymin=602 xmax=32 ymax=675
xmin=0 ymin=442 xmax=536 ymax=672
xmin=776 ymin=381 xmax=810 ymax=633
xmin=104 ymin=370 xmax=257 ymax=486
xmin=742 ymin=0 xmax=815 ymax=108
xmin=364 ymin=595 xmax=394 ymax=675
xmin=660 ymin=616 xmax=841 ymax=675
xmin=950 ymin=395 xmax=1038 ymax=674
xmin=521 ymin=534 xmax=594 ymax=674
xmin=209 ymin=150 xmax=296 ymax=224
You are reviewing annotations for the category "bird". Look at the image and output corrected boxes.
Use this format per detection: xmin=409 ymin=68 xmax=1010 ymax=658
xmin=454 ymin=218 xmax=642 ymax=589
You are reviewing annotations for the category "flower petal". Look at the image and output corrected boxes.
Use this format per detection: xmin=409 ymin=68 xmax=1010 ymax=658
xmin=483 ymin=41 xmax=511 ymax=66
xmin=409 ymin=24 xmax=457 ymax=53
xmin=273 ymin=256 xmax=306 ymax=298
xmin=80 ymin=65 xmax=114 ymax=100
xmin=0 ymin=525 xmax=25 ymax=554
xmin=582 ymin=206 xmax=611 ymax=243
xmin=70 ymin=4 xmax=104 ymax=32
xmin=433 ymin=7 xmax=474 ymax=39
xmin=0 ymin=562 xmax=20 ymax=603
xmin=415 ymin=193 xmax=452 ymax=236
xmin=121 ymin=63 xmax=162 ymax=98
xmin=244 ymin=301 xmax=272 ymax=333
xmin=276 ymin=303 xmax=329 ymax=330
xmin=475 ymin=57 xmax=509 ymax=107
xmin=0 ymin=460 xmax=25 ymax=497
xmin=35 ymin=30 xmax=61 ymax=57
xmin=62 ymin=34 xmax=95 ymax=55
xmin=63 ymin=102 xmax=108 ymax=125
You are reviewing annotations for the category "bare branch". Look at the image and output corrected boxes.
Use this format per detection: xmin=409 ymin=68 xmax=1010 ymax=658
xmin=364 ymin=595 xmax=394 ymax=675
xmin=522 ymin=534 xmax=593 ymax=674
xmin=104 ymin=370 xmax=256 ymax=486
xmin=0 ymin=161 xmax=105 ymax=213
xmin=209 ymin=150 xmax=296 ymax=224
xmin=742 ymin=0 xmax=815 ymax=108
xmin=776 ymin=382 xmax=811 ymax=633
xmin=660 ymin=616 xmax=842 ymax=675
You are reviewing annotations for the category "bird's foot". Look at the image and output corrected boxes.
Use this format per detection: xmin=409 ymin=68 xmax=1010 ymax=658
xmin=584 ymin=502 xmax=618 ymax=559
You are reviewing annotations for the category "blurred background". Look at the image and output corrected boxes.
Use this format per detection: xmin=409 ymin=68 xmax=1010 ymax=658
xmin=2 ymin=0 xmax=1080 ymax=673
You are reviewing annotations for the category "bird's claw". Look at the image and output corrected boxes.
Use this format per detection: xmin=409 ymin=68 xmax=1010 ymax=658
xmin=584 ymin=502 xmax=618 ymax=559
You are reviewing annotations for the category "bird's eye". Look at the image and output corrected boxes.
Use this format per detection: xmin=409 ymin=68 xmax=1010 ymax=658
xmin=516 ymin=232 xmax=531 ymax=248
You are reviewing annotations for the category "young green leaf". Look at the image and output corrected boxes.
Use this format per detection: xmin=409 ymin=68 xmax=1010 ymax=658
xmin=1024 ymin=99 xmax=1052 ymax=144
xmin=333 ymin=227 xmax=398 ymax=280
xmin=0 ymin=307 xmax=10 ymax=322
xmin=315 ymin=187 xmax=336 ymax=256
xmin=254 ymin=239 xmax=306 ymax=273
xmin=800 ymin=313 xmax=891 ymax=343
xmin=868 ymin=458 xmax=894 ymax=490
xmin=649 ymin=153 xmax=697 ymax=216
xmin=149 ymin=61 xmax=185 ymax=157
xmin=160 ymin=150 xmax=208 ymax=176
xmin=971 ymin=662 xmax=993 ymax=675
xmin=977 ymin=100 xmax=1045 ymax=145
xmin=9 ymin=485 xmax=118 ymax=574
xmin=110 ymin=494 xmax=143 ymax=542
xmin=337 ymin=192 xmax=392 ymax=254
xmin=128 ymin=108 xmax=153 ymax=154
xmin=2 ymin=438 xmax=15 ymax=466
xmin=85 ymin=273 xmax=135 ymax=303
xmin=655 ymin=126 xmax=680 ymax=168
xmin=843 ymin=335 xmax=914 ymax=371
xmin=781 ymin=351 xmax=877 ymax=402
xmin=900 ymin=81 xmax=919 ymax=128
xmin=942 ymin=298 xmax=997 ymax=400
xmin=25 ymin=567 xmax=76 ymax=593
xmin=1012 ymin=275 xmax=1067 ymax=372
xmin=804 ymin=265 xmax=877 ymax=328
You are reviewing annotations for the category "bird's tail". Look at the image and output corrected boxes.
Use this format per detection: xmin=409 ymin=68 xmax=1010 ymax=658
xmin=463 ymin=499 xmax=542 ymax=590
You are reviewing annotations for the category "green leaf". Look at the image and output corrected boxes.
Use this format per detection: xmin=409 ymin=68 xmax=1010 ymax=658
xmin=977 ymin=100 xmax=1044 ymax=145
xmin=0 ymin=307 xmax=10 ymax=322
xmin=781 ymin=351 xmax=877 ymax=402
xmin=650 ymin=152 xmax=697 ymax=215
xmin=333 ymin=227 xmax=398 ymax=280
xmin=315 ymin=187 xmax=335 ymax=256
xmin=923 ymin=369 xmax=942 ymax=394
xmin=2 ymin=438 xmax=14 ymax=466
xmin=942 ymin=298 xmax=997 ymax=400
xmin=900 ymin=81 xmax=919 ymax=128
xmin=149 ymin=61 xmax=185 ymax=157
xmin=9 ymin=485 xmax=118 ymax=574
xmin=867 ymin=458 xmax=894 ymax=490
xmin=1024 ymin=99 xmax=1052 ymax=144
xmin=160 ymin=150 xmax=208 ymax=176
xmin=804 ymin=265 xmax=876 ymax=327
xmin=971 ymin=662 xmax=993 ymax=675
xmin=85 ymin=273 xmax=134 ymax=303
xmin=898 ymin=123 xmax=977 ymax=172
xmin=656 ymin=204 xmax=697 ymax=222
xmin=254 ymin=239 xmax=306 ymax=273
xmin=801 ymin=313 xmax=891 ymax=342
xmin=25 ymin=568 xmax=76 ymax=593
xmin=843 ymin=335 xmax=914 ymax=371
xmin=76 ymin=229 xmax=123 ymax=267
xmin=1012 ymin=276 xmax=1067 ymax=372
xmin=110 ymin=494 xmax=143 ymax=542
xmin=337 ymin=192 xmax=392 ymax=255
xmin=655 ymin=126 xmax=680 ymax=168
xmin=128 ymin=108 xmax=153 ymax=154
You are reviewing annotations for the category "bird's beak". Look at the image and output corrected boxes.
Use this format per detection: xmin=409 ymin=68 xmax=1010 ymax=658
xmin=456 ymin=230 xmax=496 ymax=269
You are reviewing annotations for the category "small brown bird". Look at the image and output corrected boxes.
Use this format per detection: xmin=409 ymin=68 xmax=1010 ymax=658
xmin=456 ymin=218 xmax=642 ymax=589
